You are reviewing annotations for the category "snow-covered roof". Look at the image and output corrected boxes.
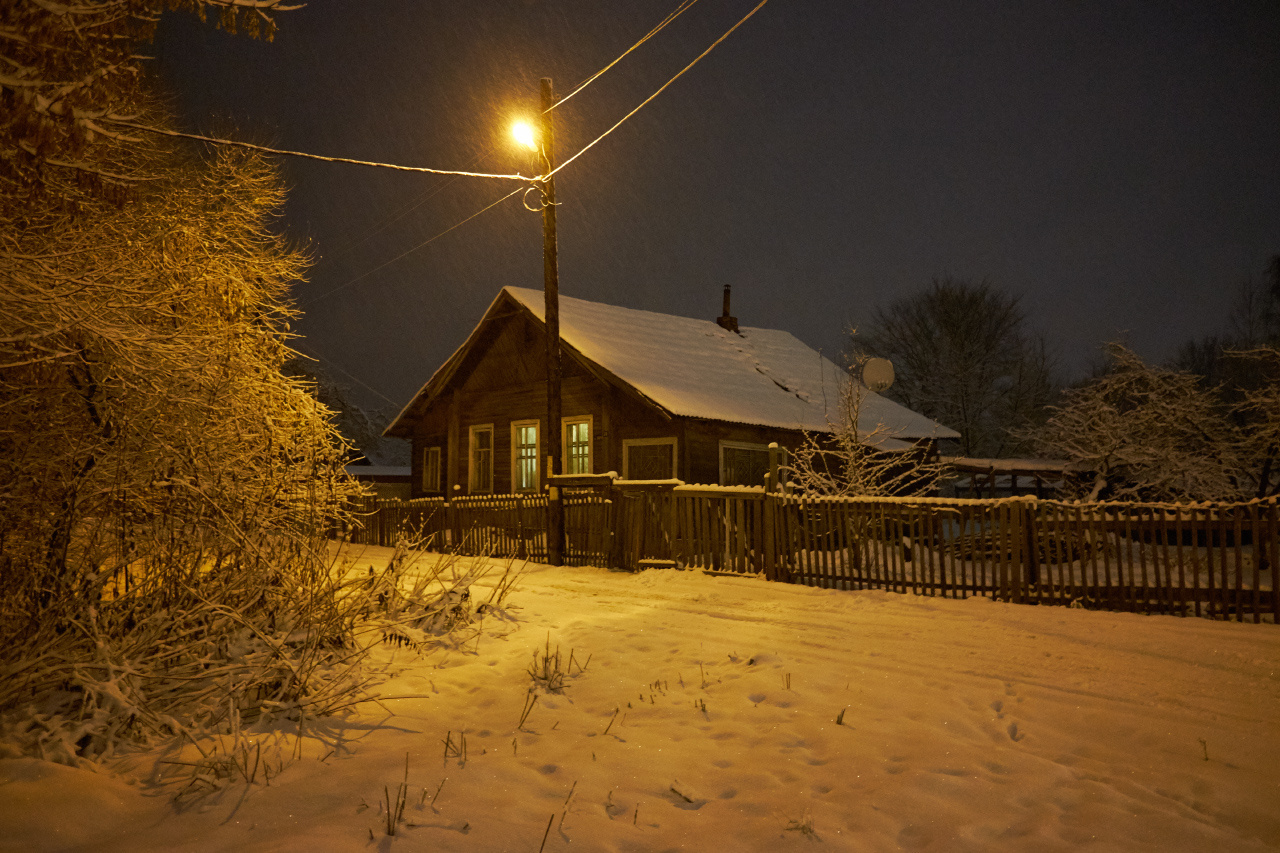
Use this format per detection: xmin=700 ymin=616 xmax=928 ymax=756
xmin=387 ymin=287 xmax=958 ymax=441
xmin=503 ymin=287 xmax=956 ymax=439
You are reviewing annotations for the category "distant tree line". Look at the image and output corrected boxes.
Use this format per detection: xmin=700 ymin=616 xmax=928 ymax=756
xmin=1036 ymin=258 xmax=1279 ymax=501
xmin=845 ymin=263 xmax=1279 ymax=502
xmin=849 ymin=276 xmax=1056 ymax=459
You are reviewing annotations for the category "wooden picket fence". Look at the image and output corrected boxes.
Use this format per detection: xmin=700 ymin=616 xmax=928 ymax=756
xmin=341 ymin=485 xmax=1278 ymax=624
xmin=344 ymin=492 xmax=612 ymax=565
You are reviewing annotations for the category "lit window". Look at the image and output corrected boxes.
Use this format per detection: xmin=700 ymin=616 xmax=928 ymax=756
xmin=563 ymin=417 xmax=592 ymax=475
xmin=512 ymin=420 xmax=539 ymax=491
xmin=469 ymin=425 xmax=493 ymax=493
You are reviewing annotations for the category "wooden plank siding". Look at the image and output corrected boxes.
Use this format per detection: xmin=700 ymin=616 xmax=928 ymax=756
xmin=398 ymin=306 xmax=825 ymax=499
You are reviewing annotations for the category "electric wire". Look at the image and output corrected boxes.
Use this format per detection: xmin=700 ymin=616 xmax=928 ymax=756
xmin=550 ymin=0 xmax=771 ymax=180
xmin=305 ymin=0 xmax=772 ymax=347
xmin=307 ymin=186 xmax=524 ymax=304
xmin=303 ymin=1 xmax=727 ymax=301
xmin=100 ymin=118 xmax=531 ymax=181
xmin=552 ymin=0 xmax=700 ymax=111
xmin=103 ymin=0 xmax=756 ymax=191
xmin=326 ymin=0 xmax=703 ymax=262
xmin=106 ymin=0 xmax=770 ymax=401
xmin=320 ymin=164 xmax=473 ymax=263
xmin=290 ymin=341 xmax=400 ymax=408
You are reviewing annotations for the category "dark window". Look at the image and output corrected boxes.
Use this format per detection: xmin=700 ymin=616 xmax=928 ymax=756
xmin=721 ymin=444 xmax=770 ymax=487
xmin=626 ymin=440 xmax=675 ymax=480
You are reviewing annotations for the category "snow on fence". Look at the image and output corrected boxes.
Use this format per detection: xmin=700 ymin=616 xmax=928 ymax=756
xmin=342 ymin=488 xmax=1278 ymax=624
xmin=780 ymin=496 xmax=1277 ymax=624
xmin=344 ymin=492 xmax=611 ymax=565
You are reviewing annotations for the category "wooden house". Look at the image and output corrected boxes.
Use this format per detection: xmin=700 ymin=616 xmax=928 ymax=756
xmin=384 ymin=287 xmax=958 ymax=497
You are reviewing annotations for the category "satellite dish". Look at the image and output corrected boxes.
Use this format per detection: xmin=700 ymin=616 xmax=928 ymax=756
xmin=860 ymin=357 xmax=895 ymax=392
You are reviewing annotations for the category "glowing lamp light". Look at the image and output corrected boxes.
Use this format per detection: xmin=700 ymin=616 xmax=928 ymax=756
xmin=512 ymin=121 xmax=538 ymax=151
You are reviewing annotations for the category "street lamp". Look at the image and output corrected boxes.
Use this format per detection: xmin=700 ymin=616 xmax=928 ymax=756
xmin=512 ymin=121 xmax=537 ymax=152
xmin=514 ymin=79 xmax=564 ymax=566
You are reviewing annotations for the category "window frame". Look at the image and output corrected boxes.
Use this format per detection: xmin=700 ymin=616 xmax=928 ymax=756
xmin=468 ymin=423 xmax=495 ymax=494
xmin=621 ymin=436 xmax=678 ymax=480
xmin=562 ymin=415 xmax=593 ymax=476
xmin=718 ymin=440 xmax=771 ymax=487
xmin=421 ymin=445 xmax=442 ymax=494
xmin=510 ymin=419 xmax=541 ymax=492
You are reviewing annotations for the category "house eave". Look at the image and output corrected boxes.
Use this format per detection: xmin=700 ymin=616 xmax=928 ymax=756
xmin=384 ymin=290 xmax=676 ymax=439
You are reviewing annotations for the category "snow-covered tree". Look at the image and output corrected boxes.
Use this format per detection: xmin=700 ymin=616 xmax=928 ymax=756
xmin=786 ymin=359 xmax=945 ymax=498
xmin=1031 ymin=344 xmax=1247 ymax=502
xmin=1 ymin=0 xmax=293 ymax=191
xmin=0 ymin=1 xmax=370 ymax=761
xmin=1234 ymin=345 xmax=1280 ymax=498
xmin=1175 ymin=258 xmax=1280 ymax=403
xmin=852 ymin=277 xmax=1056 ymax=458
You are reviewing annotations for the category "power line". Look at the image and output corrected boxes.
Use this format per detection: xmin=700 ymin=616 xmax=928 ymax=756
xmin=554 ymin=0 xmax=701 ymax=111
xmin=290 ymin=342 xmax=400 ymax=408
xmin=314 ymin=1 xmax=711 ymax=281
xmin=309 ymin=0 xmax=771 ymax=305
xmin=320 ymin=0 xmax=705 ymax=264
xmin=106 ymin=0 xmax=765 ymax=191
xmin=551 ymin=0 xmax=771 ymax=180
xmin=307 ymin=186 xmax=525 ymax=304
xmin=110 ymin=0 xmax=770 ymax=321
xmin=100 ymin=118 xmax=531 ymax=181
xmin=320 ymin=166 xmax=471 ymax=263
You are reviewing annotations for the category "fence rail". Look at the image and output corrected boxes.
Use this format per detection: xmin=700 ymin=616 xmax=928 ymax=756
xmin=341 ymin=486 xmax=1277 ymax=624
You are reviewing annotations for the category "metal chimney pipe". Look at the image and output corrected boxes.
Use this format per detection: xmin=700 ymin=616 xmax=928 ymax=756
xmin=717 ymin=284 xmax=739 ymax=333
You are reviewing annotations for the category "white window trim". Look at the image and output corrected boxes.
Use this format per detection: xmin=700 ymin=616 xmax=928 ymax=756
xmin=510 ymin=419 xmax=541 ymax=492
xmin=422 ymin=445 xmax=442 ymax=493
xmin=562 ymin=414 xmax=593 ymax=476
xmin=621 ymin=437 xmax=678 ymax=480
xmin=468 ymin=423 xmax=494 ymax=494
xmin=718 ymin=440 xmax=771 ymax=486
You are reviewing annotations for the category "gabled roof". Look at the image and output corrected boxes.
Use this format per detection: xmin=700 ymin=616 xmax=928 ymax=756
xmin=386 ymin=286 xmax=959 ymax=442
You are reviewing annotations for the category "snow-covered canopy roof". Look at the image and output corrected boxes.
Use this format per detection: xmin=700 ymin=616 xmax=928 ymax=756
xmin=387 ymin=287 xmax=958 ymax=441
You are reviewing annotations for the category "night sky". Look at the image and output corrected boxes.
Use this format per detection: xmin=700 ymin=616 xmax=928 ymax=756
xmin=152 ymin=0 xmax=1279 ymax=428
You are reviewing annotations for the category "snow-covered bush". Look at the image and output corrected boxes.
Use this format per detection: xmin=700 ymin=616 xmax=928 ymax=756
xmin=0 ymin=1 xmax=371 ymax=763
xmin=786 ymin=363 xmax=945 ymax=498
xmin=0 ymin=140 xmax=371 ymax=761
xmin=1031 ymin=344 xmax=1248 ymax=501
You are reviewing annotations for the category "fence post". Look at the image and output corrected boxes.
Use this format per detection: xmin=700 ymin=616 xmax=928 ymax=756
xmin=609 ymin=488 xmax=626 ymax=570
xmin=1268 ymin=500 xmax=1279 ymax=624
xmin=665 ymin=489 xmax=677 ymax=563
xmin=1022 ymin=497 xmax=1040 ymax=594
xmin=516 ymin=494 xmax=528 ymax=560
xmin=762 ymin=494 xmax=778 ymax=581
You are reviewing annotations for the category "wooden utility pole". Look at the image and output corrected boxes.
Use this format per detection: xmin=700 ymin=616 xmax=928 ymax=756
xmin=540 ymin=77 xmax=565 ymax=566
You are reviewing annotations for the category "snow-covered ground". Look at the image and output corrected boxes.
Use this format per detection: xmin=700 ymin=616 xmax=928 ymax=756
xmin=3 ymin=545 xmax=1278 ymax=852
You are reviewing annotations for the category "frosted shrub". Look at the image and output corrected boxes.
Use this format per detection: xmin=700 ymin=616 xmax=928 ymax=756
xmin=1032 ymin=343 xmax=1250 ymax=501
xmin=0 ymin=101 xmax=365 ymax=761
xmin=786 ymin=362 xmax=945 ymax=497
